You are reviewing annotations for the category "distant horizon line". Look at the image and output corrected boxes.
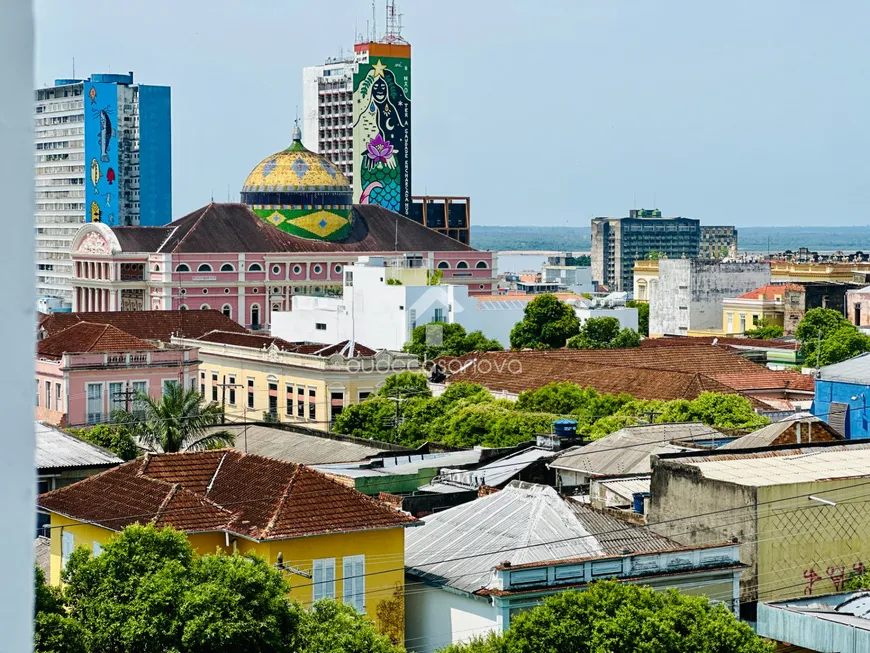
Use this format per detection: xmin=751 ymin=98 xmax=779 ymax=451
xmin=472 ymin=224 xmax=870 ymax=230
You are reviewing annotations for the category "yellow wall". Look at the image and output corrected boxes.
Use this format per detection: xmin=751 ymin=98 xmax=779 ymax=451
xmin=198 ymin=353 xmax=388 ymax=430
xmin=757 ymin=480 xmax=870 ymax=602
xmin=47 ymin=513 xmax=406 ymax=635
xmin=721 ymin=306 xmax=784 ymax=335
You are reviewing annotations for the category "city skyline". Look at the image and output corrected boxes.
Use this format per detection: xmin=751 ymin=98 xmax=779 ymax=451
xmin=35 ymin=0 xmax=870 ymax=227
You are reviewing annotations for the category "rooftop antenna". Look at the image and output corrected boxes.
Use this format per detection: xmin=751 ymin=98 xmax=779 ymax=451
xmin=372 ymin=0 xmax=377 ymax=41
xmin=383 ymin=0 xmax=407 ymax=44
xmin=72 ymin=57 xmax=75 ymax=79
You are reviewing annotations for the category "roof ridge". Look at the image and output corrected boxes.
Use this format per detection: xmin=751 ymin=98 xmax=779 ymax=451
xmin=153 ymin=483 xmax=180 ymax=523
xmin=155 ymin=223 xmax=181 ymax=254
xmin=262 ymin=463 xmax=301 ymax=539
xmin=170 ymin=204 xmax=213 ymax=253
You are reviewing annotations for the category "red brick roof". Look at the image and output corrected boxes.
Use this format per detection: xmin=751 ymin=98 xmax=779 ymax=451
xmin=38 ymin=310 xmax=247 ymax=342
xmin=736 ymin=284 xmax=805 ymax=300
xmin=439 ymin=346 xmax=812 ymax=401
xmin=195 ymin=331 xmax=378 ymax=357
xmin=641 ymin=336 xmax=801 ymax=351
xmin=37 ymin=322 xmax=157 ymax=359
xmin=37 ymin=450 xmax=416 ymax=540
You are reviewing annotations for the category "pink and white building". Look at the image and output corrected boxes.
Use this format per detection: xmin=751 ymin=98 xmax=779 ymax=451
xmin=69 ymin=203 xmax=496 ymax=331
xmin=35 ymin=321 xmax=200 ymax=427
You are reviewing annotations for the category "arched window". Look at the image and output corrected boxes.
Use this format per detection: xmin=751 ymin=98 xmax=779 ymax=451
xmin=272 ymin=303 xmax=280 ymax=312
xmin=456 ymin=261 xmax=469 ymax=269
xmin=197 ymin=263 xmax=213 ymax=272
xmin=175 ymin=264 xmax=190 ymax=272
xmin=222 ymin=304 xmax=232 ymax=318
xmin=179 ymin=304 xmax=188 ymax=311
xmin=475 ymin=261 xmax=488 ymax=269
xmin=220 ymin=263 xmax=235 ymax=272
xmin=200 ymin=304 xmax=211 ymax=310
xmin=251 ymin=304 xmax=261 ymax=328
xmin=248 ymin=263 xmax=263 ymax=272
xmin=153 ymin=264 xmax=161 ymax=272
xmin=437 ymin=261 xmax=450 ymax=269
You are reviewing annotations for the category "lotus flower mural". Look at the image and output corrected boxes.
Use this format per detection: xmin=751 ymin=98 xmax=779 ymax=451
xmin=366 ymin=134 xmax=394 ymax=164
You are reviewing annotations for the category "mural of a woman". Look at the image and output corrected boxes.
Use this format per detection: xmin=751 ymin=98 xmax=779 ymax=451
xmin=353 ymin=59 xmax=410 ymax=213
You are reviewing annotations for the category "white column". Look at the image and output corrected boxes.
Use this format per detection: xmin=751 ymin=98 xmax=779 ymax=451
xmin=0 ymin=2 xmax=35 ymax=648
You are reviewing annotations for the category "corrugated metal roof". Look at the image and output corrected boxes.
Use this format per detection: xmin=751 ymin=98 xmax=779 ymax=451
xmin=594 ymin=476 xmax=652 ymax=501
xmin=685 ymin=446 xmax=870 ymax=486
xmin=719 ymin=415 xmax=840 ymax=450
xmin=35 ymin=422 xmax=123 ymax=470
xmin=316 ymin=450 xmax=484 ymax=478
xmin=550 ymin=423 xmax=715 ymax=477
xmin=819 ymin=353 xmax=870 ymax=385
xmin=421 ymin=447 xmax=557 ymax=493
xmin=405 ymin=482 xmax=672 ymax=593
xmin=219 ymin=425 xmax=389 ymax=465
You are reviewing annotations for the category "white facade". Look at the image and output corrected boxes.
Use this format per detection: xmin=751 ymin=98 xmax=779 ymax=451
xmin=542 ymin=265 xmax=594 ymax=295
xmin=301 ymin=58 xmax=354 ymax=181
xmin=404 ymin=585 xmax=499 ymax=653
xmin=575 ymin=305 xmax=638 ymax=332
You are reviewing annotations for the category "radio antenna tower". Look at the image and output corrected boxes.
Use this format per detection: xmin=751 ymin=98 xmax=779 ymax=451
xmin=382 ymin=0 xmax=408 ymax=44
xmin=372 ymin=0 xmax=377 ymax=41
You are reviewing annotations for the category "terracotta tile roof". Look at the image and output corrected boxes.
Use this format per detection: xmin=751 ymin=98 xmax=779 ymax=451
xmin=37 ymin=322 xmax=157 ymax=359
xmin=735 ymin=284 xmax=805 ymax=300
xmin=195 ymin=331 xmax=378 ymax=357
xmin=439 ymin=346 xmax=812 ymax=403
xmin=38 ymin=450 xmax=416 ymax=540
xmin=641 ymin=336 xmax=801 ymax=351
xmin=38 ymin=310 xmax=247 ymax=343
xmin=108 ymin=203 xmax=474 ymax=255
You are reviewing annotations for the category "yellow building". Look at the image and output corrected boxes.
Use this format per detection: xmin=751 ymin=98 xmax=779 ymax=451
xmin=38 ymin=450 xmax=417 ymax=632
xmin=171 ymin=331 xmax=418 ymax=430
xmin=720 ymin=284 xmax=805 ymax=335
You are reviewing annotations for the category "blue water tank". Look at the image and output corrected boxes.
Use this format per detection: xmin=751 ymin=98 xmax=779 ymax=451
xmin=553 ymin=419 xmax=578 ymax=438
xmin=632 ymin=492 xmax=651 ymax=514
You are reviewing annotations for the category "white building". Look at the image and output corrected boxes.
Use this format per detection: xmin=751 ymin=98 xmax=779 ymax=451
xmin=541 ymin=264 xmax=594 ymax=295
xmin=301 ymin=58 xmax=354 ymax=182
xmin=272 ymin=259 xmax=640 ymax=351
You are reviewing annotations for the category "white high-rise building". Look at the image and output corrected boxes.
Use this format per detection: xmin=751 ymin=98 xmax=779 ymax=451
xmin=301 ymin=57 xmax=354 ymax=182
xmin=34 ymin=72 xmax=171 ymax=308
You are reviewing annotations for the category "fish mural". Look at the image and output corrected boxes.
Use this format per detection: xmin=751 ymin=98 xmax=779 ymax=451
xmin=108 ymin=213 xmax=115 ymax=225
xmin=90 ymin=201 xmax=102 ymax=223
xmin=90 ymin=159 xmax=101 ymax=194
xmin=106 ymin=193 xmax=111 ymax=207
xmin=88 ymin=86 xmax=96 ymax=104
xmin=98 ymin=110 xmax=113 ymax=162
xmin=106 ymin=167 xmax=115 ymax=185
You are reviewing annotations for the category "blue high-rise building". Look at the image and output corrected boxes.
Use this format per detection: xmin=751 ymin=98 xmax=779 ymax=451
xmin=35 ymin=71 xmax=171 ymax=307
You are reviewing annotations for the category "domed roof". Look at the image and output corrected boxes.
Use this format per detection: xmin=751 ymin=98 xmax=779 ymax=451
xmin=242 ymin=126 xmax=350 ymax=192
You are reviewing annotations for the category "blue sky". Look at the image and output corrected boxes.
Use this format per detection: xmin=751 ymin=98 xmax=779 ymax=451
xmin=35 ymin=0 xmax=870 ymax=227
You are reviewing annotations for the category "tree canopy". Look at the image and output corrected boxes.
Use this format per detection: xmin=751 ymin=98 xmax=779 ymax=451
xmin=509 ymin=294 xmax=580 ymax=350
xmin=743 ymin=318 xmax=784 ymax=340
xmin=67 ymin=424 xmax=139 ymax=461
xmin=439 ymin=581 xmax=772 ymax=653
xmin=626 ymin=300 xmax=649 ymax=337
xmin=404 ymin=322 xmax=502 ymax=363
xmin=796 ymin=307 xmax=870 ymax=367
xmin=566 ymin=317 xmax=641 ymax=349
xmin=111 ymin=382 xmax=234 ymax=453
xmin=39 ymin=524 xmax=403 ymax=653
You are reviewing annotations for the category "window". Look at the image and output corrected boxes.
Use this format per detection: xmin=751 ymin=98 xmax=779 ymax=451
xmin=86 ymin=383 xmax=103 ymax=424
xmin=222 ymin=304 xmax=232 ymax=318
xmin=202 ymin=288 xmax=209 ymax=294
xmin=313 ymin=558 xmax=336 ymax=601
xmin=210 ymin=372 xmax=218 ymax=401
xmin=179 ymin=304 xmax=188 ymax=311
xmin=56 ymin=383 xmax=62 ymax=412
xmin=433 ymin=308 xmax=445 ymax=323
xmin=251 ymin=305 xmax=261 ymax=328
xmin=228 ymin=375 xmax=237 ymax=406
xmin=92 ymin=541 xmax=103 ymax=556
xmin=409 ymin=309 xmax=417 ymax=330
xmin=437 ymin=261 xmax=450 ymax=269
xmin=286 ymin=384 xmax=294 ymax=415
xmin=200 ymin=371 xmax=206 ymax=396
xmin=162 ymin=379 xmax=174 ymax=396
xmin=752 ymin=314 xmax=759 ymax=326
xmin=456 ymin=261 xmax=469 ymax=269
xmin=313 ymin=264 xmax=323 ymax=274
xmin=224 ymin=288 xmax=231 ymax=294
xmin=272 ymin=265 xmax=281 ymax=274
xmin=739 ymin=315 xmax=746 ymax=332
xmin=330 ymin=392 xmax=344 ymax=423
xmin=62 ymin=531 xmax=75 ymax=570
xmin=35 ymin=380 xmax=39 ymax=407
xmin=726 ymin=313 xmax=733 ymax=333
xmin=109 ymin=382 xmax=125 ymax=412
xmin=342 ymin=555 xmax=365 ymax=612
xmin=180 ymin=289 xmax=187 ymax=295
xmin=45 ymin=381 xmax=51 ymax=410
xmin=358 ymin=391 xmax=371 ymax=402
xmin=132 ymin=382 xmax=147 ymax=419
xmin=248 ymin=263 xmax=263 ymax=272
xmin=475 ymin=261 xmax=488 ymax=269
xmin=345 ymin=271 xmax=353 ymax=286
xmin=334 ymin=264 xmax=342 ymax=274
xmin=268 ymin=382 xmax=278 ymax=417
xmin=297 ymin=386 xmax=305 ymax=418
xmin=247 ymin=379 xmax=255 ymax=409
xmin=200 ymin=304 xmax=211 ymax=310
xmin=293 ymin=264 xmax=302 ymax=275
xmin=197 ymin=263 xmax=213 ymax=272
xmin=220 ymin=263 xmax=234 ymax=272
xmin=316 ymin=322 xmax=327 ymax=331
xmin=153 ymin=264 xmax=161 ymax=272
xmin=309 ymin=388 xmax=316 ymax=420
xmin=175 ymin=264 xmax=190 ymax=272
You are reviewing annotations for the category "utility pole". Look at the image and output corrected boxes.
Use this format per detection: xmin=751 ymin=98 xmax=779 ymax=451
xmin=216 ymin=375 xmax=243 ymax=425
xmin=112 ymin=383 xmax=137 ymax=413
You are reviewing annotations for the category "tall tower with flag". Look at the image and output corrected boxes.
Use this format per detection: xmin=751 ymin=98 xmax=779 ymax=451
xmin=352 ymin=0 xmax=411 ymax=216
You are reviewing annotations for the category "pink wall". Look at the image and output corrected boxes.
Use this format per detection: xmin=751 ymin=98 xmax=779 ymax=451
xmin=847 ymin=290 xmax=870 ymax=327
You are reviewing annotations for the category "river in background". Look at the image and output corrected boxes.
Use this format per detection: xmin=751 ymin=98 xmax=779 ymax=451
xmin=496 ymin=252 xmax=557 ymax=276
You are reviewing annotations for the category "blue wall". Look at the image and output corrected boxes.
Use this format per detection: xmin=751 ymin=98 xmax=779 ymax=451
xmin=137 ymin=85 xmax=172 ymax=226
xmin=83 ymin=82 xmax=119 ymax=226
xmin=812 ymin=379 xmax=870 ymax=439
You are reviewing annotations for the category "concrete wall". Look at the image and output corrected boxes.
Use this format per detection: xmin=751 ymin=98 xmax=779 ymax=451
xmin=575 ymin=306 xmax=639 ymax=332
xmin=647 ymin=460 xmax=760 ymax=603
xmin=404 ymin=582 xmax=498 ymax=653
xmin=649 ymin=260 xmax=692 ymax=336
xmin=846 ymin=288 xmax=870 ymax=327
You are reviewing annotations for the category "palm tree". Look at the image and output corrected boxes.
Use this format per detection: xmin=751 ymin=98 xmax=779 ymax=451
xmin=112 ymin=382 xmax=235 ymax=453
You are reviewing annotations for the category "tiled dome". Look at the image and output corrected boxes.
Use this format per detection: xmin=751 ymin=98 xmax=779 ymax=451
xmin=240 ymin=126 xmax=353 ymax=241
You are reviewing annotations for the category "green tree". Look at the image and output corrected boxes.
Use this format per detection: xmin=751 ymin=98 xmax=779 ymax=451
xmin=743 ymin=318 xmax=784 ymax=339
xmin=441 ymin=581 xmax=772 ymax=653
xmin=509 ymin=294 xmax=580 ymax=350
xmin=332 ymin=397 xmax=395 ymax=440
xmin=112 ymin=382 xmax=234 ymax=453
xmin=299 ymin=601 xmax=402 ymax=653
xmin=796 ymin=307 xmax=870 ymax=367
xmin=655 ymin=392 xmax=770 ymax=430
xmin=404 ymin=323 xmax=501 ymax=363
xmin=61 ymin=524 xmax=301 ymax=653
xmin=566 ymin=317 xmax=641 ymax=349
xmin=35 ymin=565 xmax=86 ymax=653
xmin=377 ymin=371 xmax=432 ymax=398
xmin=68 ymin=424 xmax=139 ymax=460
xmin=517 ymin=382 xmax=596 ymax=415
xmin=626 ymin=300 xmax=649 ymax=337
